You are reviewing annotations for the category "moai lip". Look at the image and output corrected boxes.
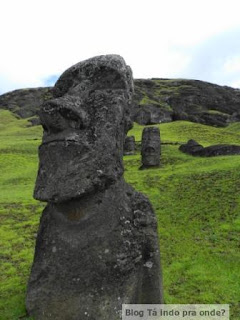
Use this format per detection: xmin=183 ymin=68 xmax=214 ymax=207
xmin=26 ymin=55 xmax=163 ymax=320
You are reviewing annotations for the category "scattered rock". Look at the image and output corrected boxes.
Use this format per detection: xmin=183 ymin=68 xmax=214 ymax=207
xmin=179 ymin=139 xmax=204 ymax=155
xmin=179 ymin=139 xmax=240 ymax=157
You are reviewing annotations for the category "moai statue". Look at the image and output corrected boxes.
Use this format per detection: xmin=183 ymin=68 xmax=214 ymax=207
xmin=124 ymin=135 xmax=135 ymax=155
xmin=26 ymin=55 xmax=163 ymax=320
xmin=141 ymin=127 xmax=161 ymax=168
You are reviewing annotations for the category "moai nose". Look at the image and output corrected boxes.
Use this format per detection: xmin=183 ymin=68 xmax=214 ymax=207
xmin=40 ymin=98 xmax=89 ymax=134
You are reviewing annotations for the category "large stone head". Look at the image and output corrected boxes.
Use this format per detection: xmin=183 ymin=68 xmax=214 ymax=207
xmin=34 ymin=55 xmax=133 ymax=202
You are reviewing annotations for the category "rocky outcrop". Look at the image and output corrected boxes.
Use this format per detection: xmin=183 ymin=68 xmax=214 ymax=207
xmin=133 ymin=103 xmax=172 ymax=125
xmin=179 ymin=139 xmax=240 ymax=157
xmin=26 ymin=55 xmax=163 ymax=320
xmin=133 ymin=79 xmax=240 ymax=127
xmin=0 ymin=87 xmax=53 ymax=120
xmin=179 ymin=139 xmax=204 ymax=155
xmin=2 ymin=78 xmax=240 ymax=128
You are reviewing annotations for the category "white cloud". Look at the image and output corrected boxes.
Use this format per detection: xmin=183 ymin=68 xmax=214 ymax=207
xmin=1 ymin=0 xmax=240 ymax=93
xmin=175 ymin=28 xmax=240 ymax=87
xmin=231 ymin=80 xmax=240 ymax=89
xmin=223 ymin=56 xmax=240 ymax=73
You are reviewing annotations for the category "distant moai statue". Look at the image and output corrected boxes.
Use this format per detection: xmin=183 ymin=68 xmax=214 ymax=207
xmin=26 ymin=55 xmax=163 ymax=320
xmin=124 ymin=135 xmax=135 ymax=155
xmin=141 ymin=127 xmax=161 ymax=168
xmin=135 ymin=108 xmax=151 ymax=125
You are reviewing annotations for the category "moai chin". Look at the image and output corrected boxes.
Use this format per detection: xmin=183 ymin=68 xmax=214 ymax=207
xmin=26 ymin=55 xmax=163 ymax=320
xmin=124 ymin=135 xmax=135 ymax=155
xmin=141 ymin=127 xmax=161 ymax=168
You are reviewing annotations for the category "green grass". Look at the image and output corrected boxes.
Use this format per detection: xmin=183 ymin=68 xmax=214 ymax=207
xmin=208 ymin=109 xmax=230 ymax=116
xmin=138 ymin=80 xmax=194 ymax=108
xmin=124 ymin=149 xmax=240 ymax=312
xmin=0 ymin=110 xmax=43 ymax=319
xmin=126 ymin=123 xmax=240 ymax=319
xmin=129 ymin=121 xmax=240 ymax=146
xmin=139 ymin=96 xmax=159 ymax=105
xmin=0 ymin=109 xmax=240 ymax=319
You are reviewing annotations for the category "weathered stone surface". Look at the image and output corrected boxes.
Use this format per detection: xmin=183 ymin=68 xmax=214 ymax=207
xmin=124 ymin=136 xmax=135 ymax=155
xmin=179 ymin=139 xmax=204 ymax=155
xmin=34 ymin=91 xmax=127 ymax=202
xmin=179 ymin=139 xmax=240 ymax=157
xmin=53 ymin=55 xmax=134 ymax=101
xmin=133 ymin=79 xmax=240 ymax=127
xmin=201 ymin=144 xmax=240 ymax=156
xmin=141 ymin=127 xmax=161 ymax=168
xmin=26 ymin=55 xmax=163 ymax=320
xmin=133 ymin=104 xmax=172 ymax=125
xmin=172 ymin=110 xmax=229 ymax=127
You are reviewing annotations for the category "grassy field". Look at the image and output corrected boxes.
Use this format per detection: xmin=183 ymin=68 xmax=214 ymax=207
xmin=0 ymin=109 xmax=240 ymax=319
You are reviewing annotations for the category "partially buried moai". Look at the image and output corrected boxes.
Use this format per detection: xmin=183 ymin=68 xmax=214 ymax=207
xmin=141 ymin=127 xmax=161 ymax=168
xmin=26 ymin=55 xmax=163 ymax=320
xmin=124 ymin=135 xmax=135 ymax=155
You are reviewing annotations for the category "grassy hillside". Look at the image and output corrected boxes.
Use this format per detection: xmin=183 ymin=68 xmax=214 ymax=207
xmin=0 ymin=109 xmax=240 ymax=319
xmin=0 ymin=111 xmax=43 ymax=319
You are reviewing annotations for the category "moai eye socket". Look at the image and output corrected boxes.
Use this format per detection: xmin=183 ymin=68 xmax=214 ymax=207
xmin=66 ymin=108 xmax=89 ymax=129
xmin=40 ymin=109 xmax=64 ymax=134
xmin=59 ymin=108 xmax=80 ymax=122
xmin=144 ymin=147 xmax=156 ymax=154
xmin=56 ymin=107 xmax=87 ymax=130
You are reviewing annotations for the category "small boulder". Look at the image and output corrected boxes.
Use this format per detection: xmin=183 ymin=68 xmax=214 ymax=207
xmin=179 ymin=139 xmax=240 ymax=157
xmin=179 ymin=139 xmax=204 ymax=155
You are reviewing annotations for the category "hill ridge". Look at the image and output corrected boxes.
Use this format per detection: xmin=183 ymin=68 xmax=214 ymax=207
xmin=1 ymin=79 xmax=240 ymax=127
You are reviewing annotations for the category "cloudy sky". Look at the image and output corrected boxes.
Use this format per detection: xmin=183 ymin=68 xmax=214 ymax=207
xmin=1 ymin=0 xmax=240 ymax=94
